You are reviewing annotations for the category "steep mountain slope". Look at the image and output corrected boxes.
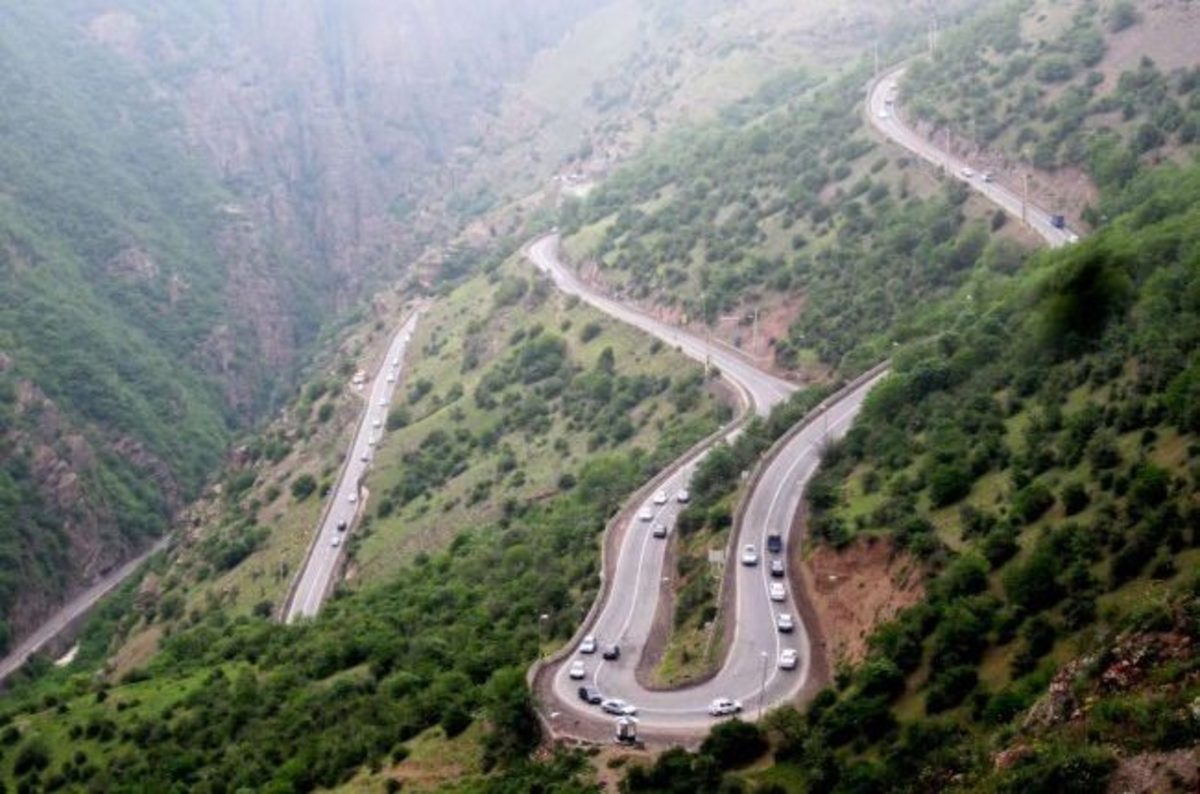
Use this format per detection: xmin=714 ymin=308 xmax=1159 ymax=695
xmin=900 ymin=0 xmax=1200 ymax=222
xmin=0 ymin=0 xmax=602 ymax=651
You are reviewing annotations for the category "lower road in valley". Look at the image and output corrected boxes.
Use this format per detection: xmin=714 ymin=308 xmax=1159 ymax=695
xmin=285 ymin=308 xmax=423 ymax=623
xmin=0 ymin=536 xmax=168 ymax=685
xmin=867 ymin=64 xmax=1078 ymax=249
xmin=528 ymin=236 xmax=887 ymax=739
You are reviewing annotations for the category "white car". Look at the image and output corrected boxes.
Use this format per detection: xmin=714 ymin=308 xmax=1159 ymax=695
xmin=653 ymin=490 xmax=668 ymax=505
xmin=348 ymin=493 xmax=358 ymax=504
xmin=779 ymin=649 xmax=799 ymax=670
xmin=707 ymin=698 xmax=743 ymax=717
xmin=769 ymin=582 xmax=786 ymax=602
xmin=741 ymin=544 xmax=758 ymax=566
xmin=601 ymin=699 xmax=637 ymax=716
xmin=777 ymin=613 xmax=795 ymax=633
xmin=1067 ymin=232 xmax=1080 ymax=244
xmin=580 ymin=635 xmax=597 ymax=654
xmin=676 ymin=489 xmax=690 ymax=503
xmin=877 ymin=108 xmax=889 ymax=119
xmin=360 ymin=453 xmax=369 ymax=463
xmin=568 ymin=661 xmax=586 ymax=680
xmin=961 ymin=167 xmax=975 ymax=178
xmin=638 ymin=507 xmax=654 ymax=522
xmin=331 ymin=535 xmax=341 ymax=548
xmin=373 ymin=419 xmax=382 ymax=429
xmin=367 ymin=436 xmax=377 ymax=447
xmin=386 ymin=375 xmax=395 ymax=383
xmin=379 ymin=399 xmax=389 ymax=407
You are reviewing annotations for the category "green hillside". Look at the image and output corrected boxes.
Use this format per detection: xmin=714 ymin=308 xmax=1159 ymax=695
xmin=614 ymin=158 xmax=1200 ymax=794
xmin=0 ymin=3 xmax=238 ymax=644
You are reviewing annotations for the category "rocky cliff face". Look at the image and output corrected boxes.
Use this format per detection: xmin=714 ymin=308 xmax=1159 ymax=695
xmin=87 ymin=0 xmax=596 ymax=322
xmin=0 ymin=0 xmax=598 ymax=648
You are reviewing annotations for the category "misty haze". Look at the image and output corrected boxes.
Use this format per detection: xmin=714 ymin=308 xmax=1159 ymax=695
xmin=0 ymin=0 xmax=1196 ymax=791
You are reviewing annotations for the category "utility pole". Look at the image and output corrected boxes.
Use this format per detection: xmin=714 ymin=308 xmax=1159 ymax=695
xmin=1022 ymin=173 xmax=1030 ymax=226
xmin=702 ymin=291 xmax=711 ymax=377
xmin=758 ymin=651 xmax=769 ymax=722
xmin=751 ymin=308 xmax=760 ymax=360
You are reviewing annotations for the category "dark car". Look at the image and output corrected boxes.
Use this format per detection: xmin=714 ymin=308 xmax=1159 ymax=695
xmin=770 ymin=559 xmax=785 ymax=578
xmin=337 ymin=520 xmax=348 ymax=532
xmin=602 ymin=644 xmax=621 ymax=660
xmin=578 ymin=686 xmax=603 ymax=704
xmin=766 ymin=533 xmax=783 ymax=554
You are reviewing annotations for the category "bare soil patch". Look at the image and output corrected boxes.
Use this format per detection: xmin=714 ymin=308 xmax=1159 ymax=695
xmin=803 ymin=536 xmax=924 ymax=668
xmin=1107 ymin=749 xmax=1199 ymax=794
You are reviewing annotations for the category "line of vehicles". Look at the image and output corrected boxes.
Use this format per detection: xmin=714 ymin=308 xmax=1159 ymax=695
xmin=332 ymin=350 xmax=403 ymax=548
xmin=565 ymin=518 xmax=801 ymax=723
xmin=742 ymin=530 xmax=799 ymax=669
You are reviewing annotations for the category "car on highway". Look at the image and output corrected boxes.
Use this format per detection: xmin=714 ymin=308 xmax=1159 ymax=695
xmin=337 ymin=521 xmax=348 ymax=532
xmin=379 ymin=399 xmax=388 ymax=407
xmin=601 ymin=699 xmax=637 ymax=716
xmin=361 ymin=452 xmax=370 ymax=463
xmin=741 ymin=544 xmax=759 ymax=566
xmin=637 ymin=507 xmax=654 ymax=522
xmin=602 ymin=644 xmax=621 ymax=661
xmin=770 ymin=559 xmax=785 ymax=578
xmin=1067 ymin=232 xmax=1080 ymax=244
xmin=653 ymin=490 xmax=668 ymax=505
xmin=676 ymin=489 xmax=690 ymax=503
xmin=372 ymin=419 xmax=382 ymax=429
xmin=652 ymin=522 xmax=668 ymax=539
xmin=961 ymin=167 xmax=975 ymax=178
xmin=766 ymin=533 xmax=783 ymax=554
xmin=982 ymin=171 xmax=994 ymax=183
xmin=368 ymin=436 xmax=377 ymax=446
xmin=386 ymin=374 xmax=395 ymax=383
xmin=331 ymin=536 xmax=341 ymax=548
xmin=779 ymin=649 xmax=799 ymax=670
xmin=348 ymin=493 xmax=358 ymax=504
xmin=769 ymin=582 xmax=786 ymax=602
xmin=580 ymin=635 xmax=597 ymax=654
xmin=568 ymin=660 xmax=586 ymax=680
xmin=578 ymin=686 xmax=602 ymax=704
xmin=777 ymin=613 xmax=795 ymax=633
xmin=877 ymin=108 xmax=889 ymax=119
xmin=707 ymin=698 xmax=743 ymax=717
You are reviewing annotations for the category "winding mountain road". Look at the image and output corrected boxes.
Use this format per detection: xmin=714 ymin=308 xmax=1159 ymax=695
xmin=867 ymin=65 xmax=1077 ymax=248
xmin=285 ymin=308 xmax=423 ymax=622
xmin=528 ymin=236 xmax=886 ymax=738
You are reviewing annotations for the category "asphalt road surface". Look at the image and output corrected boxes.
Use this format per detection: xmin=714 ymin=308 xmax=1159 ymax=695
xmin=285 ymin=308 xmax=423 ymax=622
xmin=0 ymin=536 xmax=169 ymax=684
xmin=867 ymin=65 xmax=1077 ymax=249
xmin=528 ymin=236 xmax=888 ymax=734
xmin=528 ymin=236 xmax=795 ymax=416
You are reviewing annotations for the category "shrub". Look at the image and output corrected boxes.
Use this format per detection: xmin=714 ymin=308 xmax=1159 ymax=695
xmin=579 ymin=322 xmax=603 ymax=343
xmin=1012 ymin=482 xmax=1054 ymax=524
xmin=699 ymin=719 xmax=767 ymax=768
xmin=290 ymin=474 xmax=317 ymax=501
